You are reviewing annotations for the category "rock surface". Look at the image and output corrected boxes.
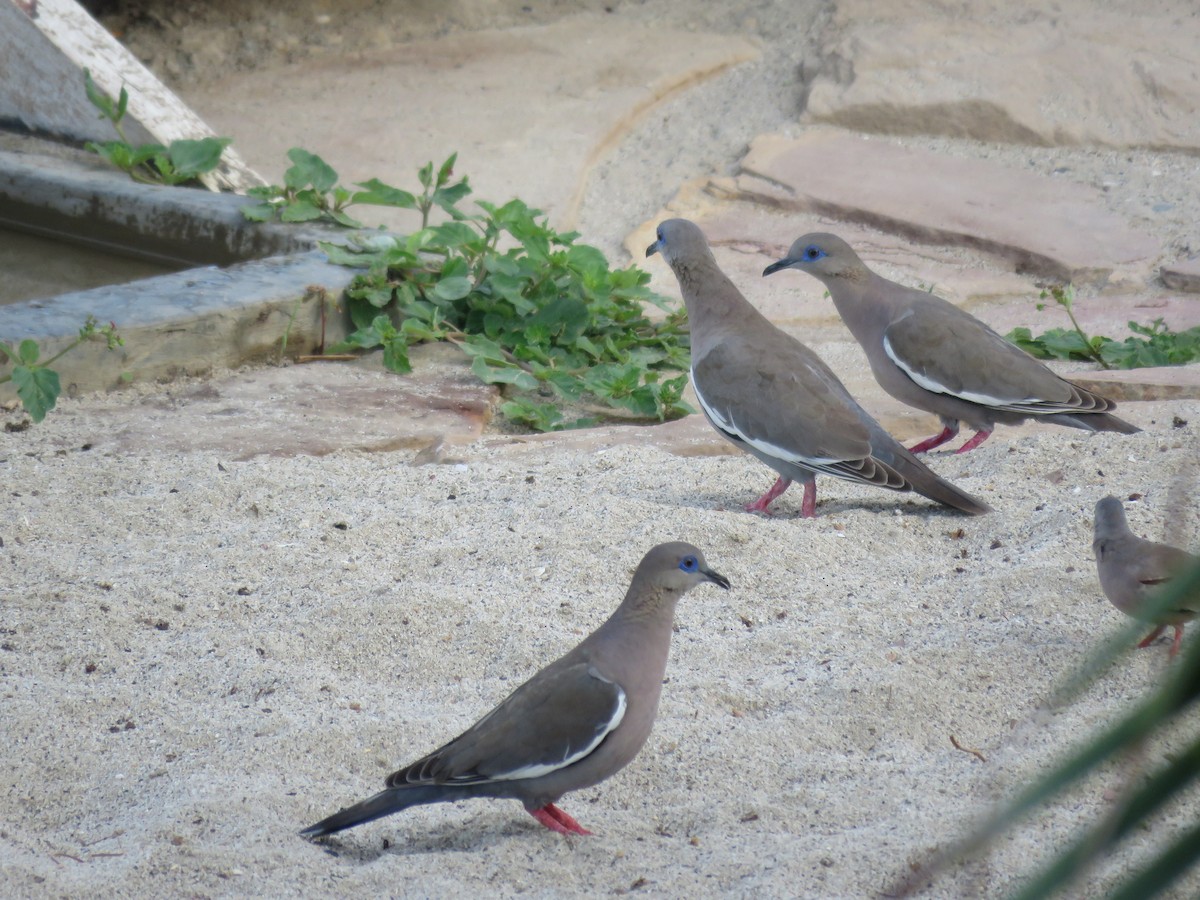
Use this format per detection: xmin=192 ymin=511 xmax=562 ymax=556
xmin=185 ymin=16 xmax=760 ymax=235
xmin=732 ymin=130 xmax=1162 ymax=287
xmin=804 ymin=0 xmax=1200 ymax=153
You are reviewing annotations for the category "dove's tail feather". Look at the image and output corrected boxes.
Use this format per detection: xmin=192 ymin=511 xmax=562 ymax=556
xmin=1045 ymin=411 xmax=1141 ymax=435
xmin=892 ymin=452 xmax=993 ymax=516
xmin=301 ymin=785 xmax=457 ymax=838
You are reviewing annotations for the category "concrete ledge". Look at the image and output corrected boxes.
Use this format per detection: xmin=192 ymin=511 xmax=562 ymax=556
xmin=0 ymin=251 xmax=356 ymax=398
xmin=0 ymin=147 xmax=366 ymax=401
xmin=0 ymin=149 xmax=320 ymax=267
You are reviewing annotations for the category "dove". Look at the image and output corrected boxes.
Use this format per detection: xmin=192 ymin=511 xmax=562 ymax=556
xmin=764 ymin=233 xmax=1139 ymax=453
xmin=1093 ymin=496 xmax=1199 ymax=659
xmin=301 ymin=542 xmax=730 ymax=838
xmin=646 ymin=218 xmax=990 ymax=518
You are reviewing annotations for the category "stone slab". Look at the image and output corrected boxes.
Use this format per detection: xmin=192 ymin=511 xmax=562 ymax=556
xmin=0 ymin=251 xmax=357 ymax=400
xmin=28 ymin=343 xmax=497 ymax=459
xmin=804 ymin=0 xmax=1200 ymax=153
xmin=184 ymin=15 xmax=760 ymax=234
xmin=735 ymin=130 xmax=1162 ymax=287
xmin=1161 ymin=258 xmax=1200 ymax=294
xmin=1072 ymin=364 xmax=1200 ymax=403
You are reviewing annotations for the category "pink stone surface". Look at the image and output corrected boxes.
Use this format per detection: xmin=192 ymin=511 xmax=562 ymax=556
xmin=736 ymin=131 xmax=1162 ymax=287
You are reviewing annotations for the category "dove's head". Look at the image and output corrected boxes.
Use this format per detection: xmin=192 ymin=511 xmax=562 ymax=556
xmin=1094 ymin=495 xmax=1132 ymax=541
xmin=645 ymin=218 xmax=717 ymax=272
xmin=763 ymin=232 xmax=867 ymax=283
xmin=633 ymin=541 xmax=730 ymax=598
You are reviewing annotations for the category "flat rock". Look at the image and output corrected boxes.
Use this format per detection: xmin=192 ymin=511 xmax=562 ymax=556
xmin=31 ymin=343 xmax=497 ymax=459
xmin=184 ymin=15 xmax=759 ymax=234
xmin=804 ymin=0 xmax=1200 ymax=153
xmin=733 ymin=130 xmax=1161 ymax=287
xmin=1161 ymin=257 xmax=1200 ymax=293
xmin=1072 ymin=364 xmax=1200 ymax=403
xmin=486 ymin=412 xmax=733 ymax=460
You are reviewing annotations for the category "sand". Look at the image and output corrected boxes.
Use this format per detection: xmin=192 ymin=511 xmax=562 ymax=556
xmin=3 ymin=390 xmax=1199 ymax=897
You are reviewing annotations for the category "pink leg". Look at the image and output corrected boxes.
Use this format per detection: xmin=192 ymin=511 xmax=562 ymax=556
xmin=1137 ymin=624 xmax=1167 ymax=650
xmin=744 ymin=475 xmax=792 ymax=515
xmin=955 ymin=429 xmax=993 ymax=454
xmin=1169 ymin=625 xmax=1186 ymax=660
xmin=800 ymin=481 xmax=817 ymax=519
xmin=529 ymin=804 xmax=592 ymax=836
xmin=908 ymin=426 xmax=957 ymax=454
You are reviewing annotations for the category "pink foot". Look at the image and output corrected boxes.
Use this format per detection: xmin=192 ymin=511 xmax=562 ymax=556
xmin=530 ymin=804 xmax=592 ymax=835
xmin=1137 ymin=624 xmax=1167 ymax=650
xmin=744 ymin=476 xmax=791 ymax=516
xmin=955 ymin=429 xmax=993 ymax=454
xmin=908 ymin=426 xmax=957 ymax=454
xmin=800 ymin=481 xmax=817 ymax=519
xmin=1169 ymin=625 xmax=1186 ymax=660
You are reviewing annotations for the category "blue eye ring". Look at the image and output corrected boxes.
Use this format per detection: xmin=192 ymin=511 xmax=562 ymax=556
xmin=803 ymin=244 xmax=826 ymax=261
xmin=679 ymin=555 xmax=699 ymax=572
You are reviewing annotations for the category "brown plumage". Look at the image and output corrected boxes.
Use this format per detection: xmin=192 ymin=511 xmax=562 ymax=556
xmin=647 ymin=218 xmax=990 ymax=518
xmin=301 ymin=542 xmax=729 ymax=838
xmin=765 ymin=233 xmax=1139 ymax=454
xmin=1093 ymin=496 xmax=1199 ymax=659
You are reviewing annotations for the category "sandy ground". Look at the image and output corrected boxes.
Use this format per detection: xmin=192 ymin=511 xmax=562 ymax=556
xmin=5 ymin=0 xmax=1200 ymax=897
xmin=4 ymin=392 xmax=1199 ymax=897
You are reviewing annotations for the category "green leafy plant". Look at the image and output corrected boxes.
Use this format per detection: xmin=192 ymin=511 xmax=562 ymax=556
xmin=0 ymin=317 xmax=123 ymax=423
xmin=1006 ymin=285 xmax=1200 ymax=370
xmin=894 ymin=559 xmax=1200 ymax=898
xmin=82 ymin=69 xmax=230 ymax=186
xmin=275 ymin=151 xmax=692 ymax=431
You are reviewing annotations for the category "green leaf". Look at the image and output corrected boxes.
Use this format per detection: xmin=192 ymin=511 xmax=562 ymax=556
xmin=280 ymin=200 xmax=324 ymax=223
xmin=241 ymin=203 xmax=276 ymax=222
xmin=284 ymin=148 xmax=338 ymax=192
xmin=528 ymin=296 xmax=589 ymax=343
xmin=12 ymin=365 xmax=59 ymax=423
xmin=430 ymin=276 xmax=473 ymax=302
xmin=352 ymin=179 xmax=417 ymax=208
xmin=166 ymin=137 xmax=232 ymax=178
xmin=499 ymin=398 xmax=564 ymax=431
xmin=88 ymin=140 xmax=136 ymax=171
xmin=417 ymin=160 xmax=434 ymax=190
xmin=381 ymin=336 xmax=412 ymax=374
xmin=435 ymin=153 xmax=458 ymax=187
xmin=18 ymin=339 xmax=39 ymax=365
xmin=83 ymin=68 xmax=114 ymax=119
xmin=328 ymin=209 xmax=366 ymax=228
xmin=0 ymin=342 xmax=12 ymax=363
xmin=470 ymin=356 xmax=538 ymax=391
xmin=432 ymin=181 xmax=472 ymax=217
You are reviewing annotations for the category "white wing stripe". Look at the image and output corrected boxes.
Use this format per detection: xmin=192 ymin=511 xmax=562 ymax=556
xmin=693 ymin=367 xmax=842 ymax=467
xmin=883 ymin=335 xmax=1037 ymax=408
xmin=493 ymin=682 xmax=627 ymax=782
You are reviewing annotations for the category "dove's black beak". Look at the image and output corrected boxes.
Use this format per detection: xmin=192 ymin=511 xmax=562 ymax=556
xmin=703 ymin=566 xmax=731 ymax=590
xmin=645 ymin=239 xmax=661 ymax=258
xmin=762 ymin=258 xmax=794 ymax=277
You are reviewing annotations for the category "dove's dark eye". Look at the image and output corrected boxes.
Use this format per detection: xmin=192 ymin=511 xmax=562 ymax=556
xmin=679 ymin=555 xmax=698 ymax=572
xmin=657 ymin=228 xmax=665 ymax=242
xmin=804 ymin=244 xmax=826 ymax=261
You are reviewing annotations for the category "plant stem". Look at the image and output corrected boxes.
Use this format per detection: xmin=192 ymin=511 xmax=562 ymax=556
xmin=1058 ymin=288 xmax=1110 ymax=370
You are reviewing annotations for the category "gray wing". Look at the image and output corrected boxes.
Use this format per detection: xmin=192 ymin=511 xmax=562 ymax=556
xmin=386 ymin=662 xmax=625 ymax=787
xmin=693 ymin=333 xmax=907 ymax=489
xmin=883 ymin=295 xmax=1113 ymax=414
